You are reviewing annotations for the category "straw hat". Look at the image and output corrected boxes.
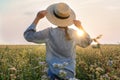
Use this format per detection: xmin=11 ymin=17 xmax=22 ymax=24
xmin=46 ymin=2 xmax=76 ymax=27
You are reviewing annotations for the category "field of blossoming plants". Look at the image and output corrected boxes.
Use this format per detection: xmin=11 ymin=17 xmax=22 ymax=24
xmin=0 ymin=44 xmax=120 ymax=80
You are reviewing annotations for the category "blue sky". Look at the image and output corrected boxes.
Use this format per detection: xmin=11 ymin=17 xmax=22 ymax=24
xmin=0 ymin=0 xmax=120 ymax=44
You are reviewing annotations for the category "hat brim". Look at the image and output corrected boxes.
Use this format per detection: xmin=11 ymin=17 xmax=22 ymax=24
xmin=46 ymin=3 xmax=76 ymax=27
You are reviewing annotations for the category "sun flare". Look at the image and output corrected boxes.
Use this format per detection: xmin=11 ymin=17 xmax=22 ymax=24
xmin=70 ymin=25 xmax=84 ymax=36
xmin=77 ymin=29 xmax=84 ymax=36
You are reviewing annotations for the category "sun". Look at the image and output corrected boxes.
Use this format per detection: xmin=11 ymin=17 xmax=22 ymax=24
xmin=76 ymin=29 xmax=84 ymax=36
xmin=69 ymin=25 xmax=84 ymax=36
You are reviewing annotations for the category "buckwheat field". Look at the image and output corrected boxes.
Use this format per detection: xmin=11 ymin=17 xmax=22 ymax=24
xmin=0 ymin=44 xmax=120 ymax=80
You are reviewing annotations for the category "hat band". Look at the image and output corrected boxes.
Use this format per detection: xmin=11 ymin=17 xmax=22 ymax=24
xmin=53 ymin=10 xmax=70 ymax=19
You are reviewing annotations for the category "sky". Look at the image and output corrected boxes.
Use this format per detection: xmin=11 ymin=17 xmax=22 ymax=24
xmin=0 ymin=0 xmax=120 ymax=44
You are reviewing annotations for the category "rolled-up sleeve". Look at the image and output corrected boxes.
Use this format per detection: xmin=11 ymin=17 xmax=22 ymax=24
xmin=73 ymin=30 xmax=92 ymax=48
xmin=24 ymin=24 xmax=50 ymax=43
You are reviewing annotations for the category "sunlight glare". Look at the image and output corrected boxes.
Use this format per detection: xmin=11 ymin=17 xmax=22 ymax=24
xmin=77 ymin=29 xmax=84 ymax=36
xmin=69 ymin=25 xmax=84 ymax=36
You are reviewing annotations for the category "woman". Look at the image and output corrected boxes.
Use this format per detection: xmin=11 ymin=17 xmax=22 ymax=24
xmin=24 ymin=2 xmax=92 ymax=80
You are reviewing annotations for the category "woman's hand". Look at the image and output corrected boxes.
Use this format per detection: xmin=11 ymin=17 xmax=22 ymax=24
xmin=33 ymin=10 xmax=47 ymax=26
xmin=36 ymin=10 xmax=47 ymax=19
xmin=73 ymin=20 xmax=83 ymax=30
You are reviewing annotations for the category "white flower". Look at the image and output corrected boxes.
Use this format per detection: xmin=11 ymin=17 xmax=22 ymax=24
xmin=43 ymin=67 xmax=48 ymax=73
xmin=8 ymin=67 xmax=17 ymax=71
xmin=39 ymin=61 xmax=45 ymax=65
xmin=53 ymin=63 xmax=64 ymax=69
xmin=41 ymin=75 xmax=49 ymax=80
xmin=58 ymin=64 xmax=64 ymax=69
xmin=53 ymin=63 xmax=59 ymax=68
xmin=63 ymin=62 xmax=69 ymax=66
xmin=107 ymin=60 xmax=113 ymax=66
xmin=69 ymin=78 xmax=79 ymax=80
xmin=59 ymin=70 xmax=67 ymax=78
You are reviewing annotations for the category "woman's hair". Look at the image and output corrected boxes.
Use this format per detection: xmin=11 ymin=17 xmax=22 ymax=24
xmin=58 ymin=26 xmax=71 ymax=40
xmin=64 ymin=27 xmax=71 ymax=40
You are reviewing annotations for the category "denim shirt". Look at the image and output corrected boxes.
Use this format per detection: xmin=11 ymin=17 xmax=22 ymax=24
xmin=24 ymin=24 xmax=92 ymax=76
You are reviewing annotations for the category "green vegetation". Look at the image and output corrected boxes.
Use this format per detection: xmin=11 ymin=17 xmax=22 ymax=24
xmin=0 ymin=45 xmax=120 ymax=80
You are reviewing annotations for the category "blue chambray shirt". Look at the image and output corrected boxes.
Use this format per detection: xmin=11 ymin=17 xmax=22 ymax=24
xmin=24 ymin=24 xmax=92 ymax=76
